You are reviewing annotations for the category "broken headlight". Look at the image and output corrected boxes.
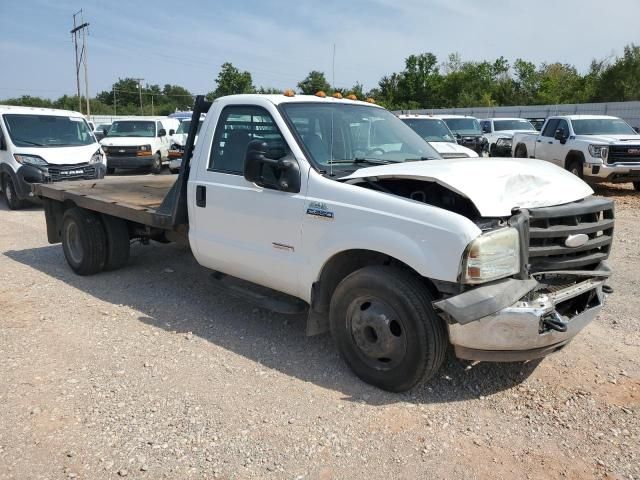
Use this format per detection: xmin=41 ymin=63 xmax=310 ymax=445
xmin=462 ymin=227 xmax=520 ymax=284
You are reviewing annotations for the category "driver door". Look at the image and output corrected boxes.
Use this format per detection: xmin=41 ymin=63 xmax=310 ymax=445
xmin=188 ymin=105 xmax=308 ymax=297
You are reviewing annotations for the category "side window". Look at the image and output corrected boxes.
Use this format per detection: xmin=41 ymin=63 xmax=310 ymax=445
xmin=209 ymin=106 xmax=287 ymax=174
xmin=556 ymin=119 xmax=569 ymax=136
xmin=541 ymin=119 xmax=560 ymax=137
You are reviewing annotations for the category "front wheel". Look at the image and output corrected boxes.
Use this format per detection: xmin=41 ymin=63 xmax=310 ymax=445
xmin=150 ymin=153 xmax=162 ymax=174
xmin=567 ymin=159 xmax=584 ymax=179
xmin=633 ymin=181 xmax=640 ymax=192
xmin=329 ymin=266 xmax=447 ymax=392
xmin=488 ymin=144 xmax=497 ymax=157
xmin=3 ymin=176 xmax=27 ymax=210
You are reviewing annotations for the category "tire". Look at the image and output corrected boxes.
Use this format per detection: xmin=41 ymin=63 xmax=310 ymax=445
xmin=170 ymin=168 xmax=179 ymax=174
xmin=489 ymin=144 xmax=497 ymax=157
xmin=106 ymin=167 xmax=115 ymax=175
xmin=567 ymin=159 xmax=584 ymax=179
xmin=3 ymin=175 xmax=27 ymax=210
xmin=514 ymin=144 xmax=528 ymax=158
xmin=633 ymin=182 xmax=640 ymax=192
xmin=101 ymin=214 xmax=130 ymax=271
xmin=61 ymin=207 xmax=107 ymax=275
xmin=150 ymin=153 xmax=162 ymax=174
xmin=329 ymin=265 xmax=447 ymax=392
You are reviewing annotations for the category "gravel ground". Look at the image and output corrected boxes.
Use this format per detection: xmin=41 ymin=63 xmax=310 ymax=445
xmin=0 ymin=182 xmax=638 ymax=480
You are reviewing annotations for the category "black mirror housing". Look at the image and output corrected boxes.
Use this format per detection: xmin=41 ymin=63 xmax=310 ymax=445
xmin=554 ymin=128 xmax=567 ymax=143
xmin=244 ymin=140 xmax=300 ymax=193
xmin=169 ymin=129 xmax=175 ymax=136
xmin=158 ymin=128 xmax=167 ymax=137
xmin=102 ymin=128 xmax=108 ymax=136
xmin=0 ymin=136 xmax=6 ymax=150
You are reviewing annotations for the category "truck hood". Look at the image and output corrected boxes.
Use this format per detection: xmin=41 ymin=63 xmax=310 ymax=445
xmin=341 ymin=158 xmax=593 ymax=217
xmin=14 ymin=143 xmax=101 ymax=166
xmin=429 ymin=141 xmax=479 ymax=158
xmin=575 ymin=134 xmax=640 ymax=144
xmin=493 ymin=129 xmax=538 ymax=138
xmin=100 ymin=137 xmax=155 ymax=147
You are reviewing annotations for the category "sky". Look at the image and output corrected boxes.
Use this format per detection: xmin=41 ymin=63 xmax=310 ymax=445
xmin=1 ymin=0 xmax=640 ymax=100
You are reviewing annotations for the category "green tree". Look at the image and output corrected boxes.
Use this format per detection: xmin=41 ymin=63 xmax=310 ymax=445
xmin=207 ymin=62 xmax=255 ymax=100
xmin=593 ymin=44 xmax=640 ymax=101
xmin=297 ymin=71 xmax=331 ymax=95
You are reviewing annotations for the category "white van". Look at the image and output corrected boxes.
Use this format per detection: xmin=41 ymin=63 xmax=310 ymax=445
xmin=100 ymin=117 xmax=180 ymax=174
xmin=0 ymin=105 xmax=106 ymax=210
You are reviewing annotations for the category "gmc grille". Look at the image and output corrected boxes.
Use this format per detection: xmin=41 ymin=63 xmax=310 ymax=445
xmin=528 ymin=197 xmax=614 ymax=272
xmin=608 ymin=145 xmax=640 ymax=164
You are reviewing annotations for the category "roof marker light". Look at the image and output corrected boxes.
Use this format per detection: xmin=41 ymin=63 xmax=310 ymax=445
xmin=346 ymin=94 xmax=357 ymax=101
xmin=333 ymin=92 xmax=343 ymax=99
xmin=365 ymin=98 xmax=376 ymax=104
xmin=283 ymin=89 xmax=295 ymax=97
xmin=315 ymin=91 xmax=327 ymax=98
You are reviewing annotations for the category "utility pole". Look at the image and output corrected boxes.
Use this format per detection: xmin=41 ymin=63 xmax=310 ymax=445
xmin=113 ymin=86 xmax=117 ymax=115
xmin=151 ymin=95 xmax=154 ymax=116
xmin=70 ymin=10 xmax=90 ymax=115
xmin=134 ymin=78 xmax=144 ymax=115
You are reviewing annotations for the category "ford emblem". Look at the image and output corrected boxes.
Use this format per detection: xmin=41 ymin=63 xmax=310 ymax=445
xmin=565 ymin=234 xmax=589 ymax=248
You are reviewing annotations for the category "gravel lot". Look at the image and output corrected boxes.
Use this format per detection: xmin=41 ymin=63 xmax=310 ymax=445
xmin=0 ymin=182 xmax=638 ymax=480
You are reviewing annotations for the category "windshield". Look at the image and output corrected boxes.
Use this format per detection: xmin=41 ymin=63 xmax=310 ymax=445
xmin=494 ymin=119 xmax=536 ymax=131
xmin=572 ymin=118 xmax=636 ymax=136
xmin=281 ymin=103 xmax=440 ymax=167
xmin=176 ymin=120 xmax=203 ymax=135
xmin=3 ymin=114 xmax=96 ymax=148
xmin=106 ymin=120 xmax=156 ymax=137
xmin=401 ymin=118 xmax=456 ymax=143
xmin=442 ymin=118 xmax=481 ymax=135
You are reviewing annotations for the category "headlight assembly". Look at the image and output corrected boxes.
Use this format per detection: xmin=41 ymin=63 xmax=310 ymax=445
xmin=588 ymin=144 xmax=608 ymax=159
xmin=89 ymin=149 xmax=103 ymax=164
xmin=496 ymin=138 xmax=512 ymax=147
xmin=14 ymin=154 xmax=48 ymax=167
xmin=462 ymin=227 xmax=520 ymax=284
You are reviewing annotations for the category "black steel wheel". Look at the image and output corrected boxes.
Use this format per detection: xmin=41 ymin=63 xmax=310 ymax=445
xmin=150 ymin=153 xmax=162 ymax=174
xmin=330 ymin=266 xmax=447 ymax=392
xmin=61 ymin=208 xmax=107 ymax=275
xmin=3 ymin=176 xmax=27 ymax=210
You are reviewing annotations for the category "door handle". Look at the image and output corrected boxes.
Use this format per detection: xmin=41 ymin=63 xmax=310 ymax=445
xmin=548 ymin=141 xmax=553 ymax=144
xmin=537 ymin=139 xmax=542 ymax=143
xmin=196 ymin=185 xmax=206 ymax=208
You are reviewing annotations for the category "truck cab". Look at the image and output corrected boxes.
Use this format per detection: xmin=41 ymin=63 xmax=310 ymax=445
xmin=397 ymin=114 xmax=479 ymax=158
xmin=435 ymin=115 xmax=485 ymax=155
xmin=512 ymin=115 xmax=640 ymax=190
xmin=480 ymin=118 xmax=537 ymax=157
xmin=35 ymin=94 xmax=614 ymax=392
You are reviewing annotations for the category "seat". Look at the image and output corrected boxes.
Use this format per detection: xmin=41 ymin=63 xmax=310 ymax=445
xmin=216 ymin=130 xmax=251 ymax=172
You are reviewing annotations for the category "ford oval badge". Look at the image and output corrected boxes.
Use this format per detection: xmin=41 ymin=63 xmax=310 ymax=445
xmin=565 ymin=234 xmax=589 ymax=248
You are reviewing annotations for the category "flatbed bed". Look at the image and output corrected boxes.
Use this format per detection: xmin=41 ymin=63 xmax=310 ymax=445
xmin=34 ymin=175 xmax=179 ymax=229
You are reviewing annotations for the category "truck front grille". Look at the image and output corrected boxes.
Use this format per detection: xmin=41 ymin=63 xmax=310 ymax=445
xmin=106 ymin=146 xmax=138 ymax=157
xmin=527 ymin=197 xmax=614 ymax=272
xmin=608 ymin=145 xmax=640 ymax=164
xmin=48 ymin=163 xmax=96 ymax=182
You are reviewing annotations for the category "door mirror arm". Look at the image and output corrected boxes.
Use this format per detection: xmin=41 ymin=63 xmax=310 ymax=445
xmin=244 ymin=140 xmax=300 ymax=193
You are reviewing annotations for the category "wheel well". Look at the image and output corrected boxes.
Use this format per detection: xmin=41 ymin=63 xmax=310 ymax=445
xmin=312 ymin=249 xmax=437 ymax=315
xmin=565 ymin=150 xmax=585 ymax=169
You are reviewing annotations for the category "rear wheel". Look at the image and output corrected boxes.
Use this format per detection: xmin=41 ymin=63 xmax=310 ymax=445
xmin=3 ymin=176 xmax=27 ymax=210
xmin=514 ymin=144 xmax=528 ymax=158
xmin=106 ymin=167 xmax=115 ymax=175
xmin=61 ymin=208 xmax=106 ymax=275
xmin=329 ymin=266 xmax=447 ymax=392
xmin=150 ymin=153 xmax=162 ymax=174
xmin=489 ymin=144 xmax=497 ymax=157
xmin=101 ymin=214 xmax=130 ymax=271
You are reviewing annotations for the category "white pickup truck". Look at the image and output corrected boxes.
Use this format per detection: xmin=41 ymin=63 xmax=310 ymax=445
xmin=512 ymin=115 xmax=640 ymax=191
xmin=34 ymin=94 xmax=614 ymax=392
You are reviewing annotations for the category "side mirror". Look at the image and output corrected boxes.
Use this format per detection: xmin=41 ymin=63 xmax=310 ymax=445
xmin=634 ymin=127 xmax=639 ymax=133
xmin=554 ymin=128 xmax=567 ymax=144
xmin=158 ymin=128 xmax=167 ymax=137
xmin=244 ymin=140 xmax=300 ymax=193
xmin=102 ymin=128 xmax=108 ymax=136
xmin=169 ymin=129 xmax=175 ymax=136
xmin=0 ymin=136 xmax=6 ymax=151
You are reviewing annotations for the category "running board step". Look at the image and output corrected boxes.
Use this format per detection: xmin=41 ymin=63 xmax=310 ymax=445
xmin=209 ymin=271 xmax=308 ymax=315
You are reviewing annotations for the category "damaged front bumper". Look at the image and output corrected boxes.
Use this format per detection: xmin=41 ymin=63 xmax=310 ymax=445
xmin=434 ymin=268 xmax=609 ymax=362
